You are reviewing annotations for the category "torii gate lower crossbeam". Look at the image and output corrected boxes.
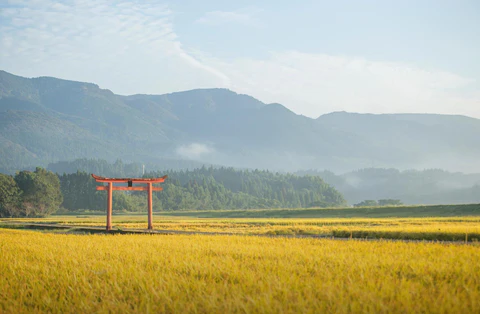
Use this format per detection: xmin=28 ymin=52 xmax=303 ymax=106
xmin=91 ymin=174 xmax=167 ymax=231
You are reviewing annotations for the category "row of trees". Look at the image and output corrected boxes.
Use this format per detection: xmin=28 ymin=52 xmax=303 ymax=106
xmin=47 ymin=158 xmax=209 ymax=177
xmin=0 ymin=168 xmax=62 ymax=217
xmin=60 ymin=167 xmax=347 ymax=212
xmin=354 ymin=199 xmax=403 ymax=207
xmin=1 ymin=165 xmax=347 ymax=217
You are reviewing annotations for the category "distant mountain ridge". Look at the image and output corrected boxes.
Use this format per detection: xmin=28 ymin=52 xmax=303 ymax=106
xmin=1 ymin=70 xmax=480 ymax=173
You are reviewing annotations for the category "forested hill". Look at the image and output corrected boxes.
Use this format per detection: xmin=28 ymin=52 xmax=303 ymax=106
xmin=297 ymin=168 xmax=480 ymax=205
xmin=2 ymin=70 xmax=480 ymax=173
xmin=59 ymin=167 xmax=346 ymax=212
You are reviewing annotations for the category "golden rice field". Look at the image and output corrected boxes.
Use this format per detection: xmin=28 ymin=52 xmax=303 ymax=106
xmin=3 ymin=215 xmax=480 ymax=241
xmin=0 ymin=228 xmax=479 ymax=313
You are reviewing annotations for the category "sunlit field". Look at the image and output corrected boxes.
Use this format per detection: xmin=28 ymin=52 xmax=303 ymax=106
xmin=0 ymin=228 xmax=479 ymax=313
xmin=3 ymin=215 xmax=480 ymax=241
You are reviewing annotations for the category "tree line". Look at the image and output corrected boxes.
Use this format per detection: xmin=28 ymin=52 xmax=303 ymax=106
xmin=61 ymin=167 xmax=346 ymax=212
xmin=353 ymin=199 xmax=403 ymax=207
xmin=1 ymin=165 xmax=346 ymax=217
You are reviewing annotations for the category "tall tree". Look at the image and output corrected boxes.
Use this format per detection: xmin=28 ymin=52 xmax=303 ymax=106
xmin=0 ymin=173 xmax=22 ymax=217
xmin=15 ymin=167 xmax=63 ymax=217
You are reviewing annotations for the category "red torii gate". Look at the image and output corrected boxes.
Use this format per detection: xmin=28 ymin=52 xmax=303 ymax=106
xmin=91 ymin=174 xmax=168 ymax=231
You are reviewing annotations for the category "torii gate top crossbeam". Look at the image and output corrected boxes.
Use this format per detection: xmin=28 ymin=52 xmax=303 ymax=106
xmin=91 ymin=174 xmax=167 ymax=183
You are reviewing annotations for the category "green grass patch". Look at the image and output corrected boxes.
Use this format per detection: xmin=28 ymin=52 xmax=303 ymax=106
xmin=153 ymin=203 xmax=480 ymax=219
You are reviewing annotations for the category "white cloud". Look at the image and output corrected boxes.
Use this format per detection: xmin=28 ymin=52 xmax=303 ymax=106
xmin=195 ymin=8 xmax=262 ymax=27
xmin=0 ymin=0 xmax=230 ymax=94
xmin=196 ymin=51 xmax=480 ymax=118
xmin=176 ymin=143 xmax=213 ymax=160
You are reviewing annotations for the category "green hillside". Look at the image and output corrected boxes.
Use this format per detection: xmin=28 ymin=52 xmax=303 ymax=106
xmin=1 ymin=70 xmax=480 ymax=174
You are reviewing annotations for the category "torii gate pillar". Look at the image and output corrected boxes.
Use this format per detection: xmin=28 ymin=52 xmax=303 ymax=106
xmin=147 ymin=182 xmax=153 ymax=230
xmin=92 ymin=174 xmax=167 ymax=231
xmin=107 ymin=181 xmax=113 ymax=230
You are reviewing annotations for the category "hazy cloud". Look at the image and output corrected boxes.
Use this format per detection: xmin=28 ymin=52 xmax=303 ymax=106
xmin=176 ymin=143 xmax=213 ymax=160
xmin=0 ymin=0 xmax=230 ymax=94
xmin=197 ymin=51 xmax=480 ymax=118
xmin=195 ymin=7 xmax=262 ymax=27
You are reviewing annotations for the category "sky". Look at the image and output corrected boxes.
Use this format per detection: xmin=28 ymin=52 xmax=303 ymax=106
xmin=0 ymin=0 xmax=479 ymax=118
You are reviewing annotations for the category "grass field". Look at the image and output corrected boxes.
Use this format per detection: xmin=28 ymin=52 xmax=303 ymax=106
xmin=51 ymin=203 xmax=480 ymax=218
xmin=1 ymin=228 xmax=479 ymax=313
xmin=1 ymin=204 xmax=479 ymax=312
xmin=3 ymin=216 xmax=480 ymax=241
xmin=2 ymin=203 xmax=480 ymax=241
xmin=155 ymin=203 xmax=480 ymax=218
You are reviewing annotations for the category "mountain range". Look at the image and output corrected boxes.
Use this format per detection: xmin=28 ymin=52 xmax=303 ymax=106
xmin=1 ymin=70 xmax=480 ymax=174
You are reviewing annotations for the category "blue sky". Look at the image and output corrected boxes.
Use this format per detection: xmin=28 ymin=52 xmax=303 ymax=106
xmin=1 ymin=0 xmax=479 ymax=118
